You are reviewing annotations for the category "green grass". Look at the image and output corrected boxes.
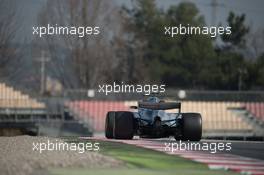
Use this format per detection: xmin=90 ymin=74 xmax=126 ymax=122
xmin=50 ymin=139 xmax=238 ymax=175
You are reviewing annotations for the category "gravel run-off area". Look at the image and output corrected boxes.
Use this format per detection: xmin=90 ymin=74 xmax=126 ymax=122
xmin=0 ymin=136 xmax=123 ymax=175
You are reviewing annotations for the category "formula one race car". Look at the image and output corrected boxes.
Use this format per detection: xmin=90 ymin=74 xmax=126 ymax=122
xmin=105 ymin=95 xmax=202 ymax=141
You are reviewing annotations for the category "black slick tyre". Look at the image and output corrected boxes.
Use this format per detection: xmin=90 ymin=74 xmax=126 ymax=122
xmin=105 ymin=111 xmax=134 ymax=139
xmin=181 ymin=113 xmax=202 ymax=141
xmin=105 ymin=112 xmax=115 ymax=139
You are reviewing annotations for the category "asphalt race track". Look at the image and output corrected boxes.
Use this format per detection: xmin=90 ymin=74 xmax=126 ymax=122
xmin=145 ymin=138 xmax=264 ymax=160
xmin=91 ymin=135 xmax=264 ymax=160
xmin=220 ymin=140 xmax=264 ymax=160
xmin=131 ymin=138 xmax=264 ymax=174
xmin=87 ymin=136 xmax=264 ymax=175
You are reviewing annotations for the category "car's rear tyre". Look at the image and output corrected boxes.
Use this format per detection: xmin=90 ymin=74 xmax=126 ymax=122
xmin=181 ymin=113 xmax=202 ymax=141
xmin=105 ymin=112 xmax=115 ymax=138
xmin=105 ymin=111 xmax=134 ymax=139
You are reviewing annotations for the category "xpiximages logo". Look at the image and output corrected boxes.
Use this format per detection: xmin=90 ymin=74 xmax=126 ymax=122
xmin=164 ymin=141 xmax=232 ymax=154
xmin=32 ymin=24 xmax=100 ymax=37
xmin=98 ymin=82 xmax=166 ymax=95
xmin=164 ymin=24 xmax=231 ymax=38
xmin=32 ymin=139 xmax=100 ymax=153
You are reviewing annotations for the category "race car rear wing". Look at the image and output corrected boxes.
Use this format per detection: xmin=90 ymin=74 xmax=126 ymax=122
xmin=138 ymin=101 xmax=181 ymax=112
